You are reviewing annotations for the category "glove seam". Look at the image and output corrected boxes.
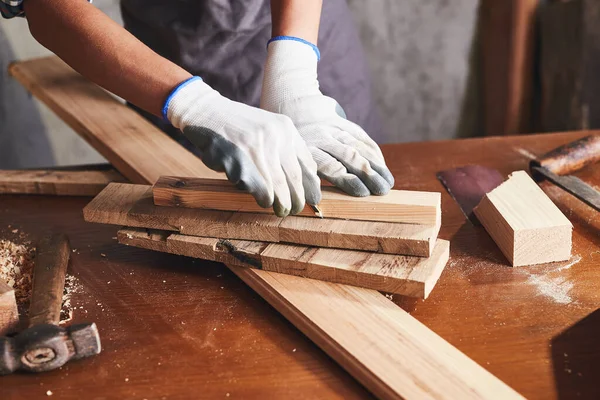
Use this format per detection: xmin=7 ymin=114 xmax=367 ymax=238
xmin=267 ymin=35 xmax=320 ymax=61
xmin=162 ymin=76 xmax=203 ymax=122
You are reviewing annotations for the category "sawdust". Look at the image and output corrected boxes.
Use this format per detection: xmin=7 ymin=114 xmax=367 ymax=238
xmin=60 ymin=275 xmax=83 ymax=324
xmin=521 ymin=255 xmax=582 ymax=305
xmin=0 ymin=229 xmax=83 ymax=322
xmin=0 ymin=238 xmax=35 ymax=303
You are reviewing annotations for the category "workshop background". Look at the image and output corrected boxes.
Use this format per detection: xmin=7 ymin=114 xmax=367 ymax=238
xmin=0 ymin=0 xmax=482 ymax=168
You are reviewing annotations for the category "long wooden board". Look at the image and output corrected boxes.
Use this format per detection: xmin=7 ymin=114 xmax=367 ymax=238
xmin=117 ymin=228 xmax=449 ymax=298
xmin=11 ymin=56 xmax=523 ymax=399
xmin=8 ymin=57 xmax=223 ymax=183
xmin=0 ymin=169 xmax=126 ymax=196
xmin=85 ymin=183 xmax=440 ymax=257
xmin=474 ymin=171 xmax=572 ymax=266
xmin=153 ymin=176 xmax=441 ymax=225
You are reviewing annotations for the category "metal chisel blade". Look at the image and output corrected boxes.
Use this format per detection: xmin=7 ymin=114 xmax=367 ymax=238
xmin=531 ymin=166 xmax=600 ymax=211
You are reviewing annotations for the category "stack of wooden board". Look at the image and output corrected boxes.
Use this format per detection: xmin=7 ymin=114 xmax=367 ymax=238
xmin=11 ymin=57 xmax=525 ymax=399
xmin=84 ymin=178 xmax=450 ymax=298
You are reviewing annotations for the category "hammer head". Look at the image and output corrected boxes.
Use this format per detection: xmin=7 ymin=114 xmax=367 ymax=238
xmin=0 ymin=323 xmax=101 ymax=375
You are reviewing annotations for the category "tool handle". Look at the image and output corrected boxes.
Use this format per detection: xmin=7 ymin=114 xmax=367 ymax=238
xmin=28 ymin=233 xmax=70 ymax=327
xmin=532 ymin=135 xmax=600 ymax=175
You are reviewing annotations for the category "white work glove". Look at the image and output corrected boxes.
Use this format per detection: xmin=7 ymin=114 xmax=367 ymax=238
xmin=261 ymin=37 xmax=394 ymax=197
xmin=164 ymin=77 xmax=321 ymax=217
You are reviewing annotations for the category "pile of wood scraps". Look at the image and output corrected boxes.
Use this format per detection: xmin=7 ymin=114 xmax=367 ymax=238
xmin=84 ymin=177 xmax=449 ymax=298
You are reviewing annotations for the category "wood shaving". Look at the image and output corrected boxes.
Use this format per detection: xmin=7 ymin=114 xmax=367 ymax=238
xmin=1 ymin=231 xmax=84 ymax=322
xmin=0 ymin=239 xmax=35 ymax=303
xmin=60 ymin=274 xmax=83 ymax=324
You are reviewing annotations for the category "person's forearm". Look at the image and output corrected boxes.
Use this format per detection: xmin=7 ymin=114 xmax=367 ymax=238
xmin=24 ymin=0 xmax=191 ymax=117
xmin=270 ymin=0 xmax=322 ymax=44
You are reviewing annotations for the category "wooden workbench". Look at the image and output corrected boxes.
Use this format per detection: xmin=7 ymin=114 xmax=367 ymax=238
xmin=0 ymin=131 xmax=598 ymax=399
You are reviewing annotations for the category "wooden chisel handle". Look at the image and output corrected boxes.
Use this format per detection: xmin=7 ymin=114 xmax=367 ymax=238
xmin=531 ymin=134 xmax=600 ymax=175
xmin=28 ymin=233 xmax=70 ymax=327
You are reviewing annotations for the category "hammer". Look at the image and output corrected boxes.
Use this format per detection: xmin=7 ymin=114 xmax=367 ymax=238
xmin=0 ymin=233 xmax=101 ymax=375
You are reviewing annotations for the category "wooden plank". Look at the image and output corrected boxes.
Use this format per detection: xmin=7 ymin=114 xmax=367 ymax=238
xmin=474 ymin=171 xmax=572 ymax=266
xmin=120 ymin=228 xmax=521 ymax=399
xmin=0 ymin=281 xmax=19 ymax=336
xmin=229 ymin=263 xmax=525 ymax=400
xmin=117 ymin=228 xmax=449 ymax=298
xmin=540 ymin=0 xmax=600 ymax=132
xmin=8 ymin=57 xmax=223 ymax=184
xmin=0 ymin=169 xmax=126 ymax=196
xmin=85 ymin=183 xmax=439 ymax=257
xmin=481 ymin=0 xmax=538 ymax=135
xmin=153 ymin=176 xmax=441 ymax=225
xmin=11 ymin=57 xmax=523 ymax=399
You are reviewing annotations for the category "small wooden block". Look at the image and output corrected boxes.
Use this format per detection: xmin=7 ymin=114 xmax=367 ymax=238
xmin=85 ymin=183 xmax=440 ymax=257
xmin=474 ymin=171 xmax=573 ymax=266
xmin=118 ymin=228 xmax=450 ymax=298
xmin=0 ymin=281 xmax=19 ymax=336
xmin=152 ymin=176 xmax=441 ymax=225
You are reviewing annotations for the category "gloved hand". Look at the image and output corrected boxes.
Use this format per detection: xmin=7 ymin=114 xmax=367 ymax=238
xmin=164 ymin=77 xmax=321 ymax=217
xmin=261 ymin=37 xmax=394 ymax=197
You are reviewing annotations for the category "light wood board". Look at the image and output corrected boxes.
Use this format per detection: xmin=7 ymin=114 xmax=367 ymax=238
xmin=85 ymin=183 xmax=440 ymax=257
xmin=474 ymin=170 xmax=572 ymax=266
xmin=118 ymin=228 xmax=449 ymax=298
xmin=153 ymin=176 xmax=441 ymax=225
xmin=11 ymin=56 xmax=523 ymax=399
xmin=0 ymin=169 xmax=126 ymax=196
xmin=8 ymin=57 xmax=223 ymax=184
xmin=0 ymin=281 xmax=19 ymax=336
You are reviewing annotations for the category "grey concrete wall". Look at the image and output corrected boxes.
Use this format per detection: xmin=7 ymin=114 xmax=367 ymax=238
xmin=0 ymin=0 xmax=481 ymax=167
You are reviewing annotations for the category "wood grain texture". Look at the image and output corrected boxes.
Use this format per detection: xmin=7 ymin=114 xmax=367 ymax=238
xmin=85 ymin=183 xmax=440 ymax=257
xmin=0 ymin=169 xmax=126 ymax=196
xmin=481 ymin=0 xmax=538 ymax=135
xmin=153 ymin=176 xmax=441 ymax=225
xmin=28 ymin=234 xmax=71 ymax=326
xmin=118 ymin=227 xmax=520 ymax=398
xmin=2 ymin=131 xmax=597 ymax=400
xmin=533 ymin=134 xmax=600 ymax=176
xmin=7 ymin=57 xmax=223 ymax=184
xmin=117 ymin=228 xmax=449 ymax=298
xmin=540 ymin=0 xmax=600 ymax=132
xmin=0 ymin=281 xmax=18 ymax=336
xmin=10 ymin=58 xmax=525 ymax=399
xmin=474 ymin=171 xmax=572 ymax=266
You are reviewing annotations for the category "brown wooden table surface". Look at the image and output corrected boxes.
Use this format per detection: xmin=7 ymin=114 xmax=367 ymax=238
xmin=1 ymin=131 xmax=599 ymax=400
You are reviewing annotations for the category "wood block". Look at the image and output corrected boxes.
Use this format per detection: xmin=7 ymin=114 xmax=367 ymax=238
xmin=85 ymin=183 xmax=440 ymax=257
xmin=0 ymin=281 xmax=19 ymax=336
xmin=474 ymin=171 xmax=573 ymax=266
xmin=118 ymin=228 xmax=449 ymax=298
xmin=152 ymin=176 xmax=441 ymax=225
xmin=0 ymin=169 xmax=126 ymax=196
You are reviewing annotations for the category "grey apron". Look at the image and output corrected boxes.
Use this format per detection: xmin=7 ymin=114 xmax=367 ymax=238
xmin=120 ymin=0 xmax=384 ymax=150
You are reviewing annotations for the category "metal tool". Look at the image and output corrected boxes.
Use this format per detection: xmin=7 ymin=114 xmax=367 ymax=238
xmin=0 ymin=233 xmax=101 ymax=375
xmin=530 ymin=135 xmax=600 ymax=211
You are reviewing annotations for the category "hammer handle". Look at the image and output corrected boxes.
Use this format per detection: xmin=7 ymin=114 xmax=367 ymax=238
xmin=532 ymin=135 xmax=600 ymax=175
xmin=28 ymin=233 xmax=70 ymax=327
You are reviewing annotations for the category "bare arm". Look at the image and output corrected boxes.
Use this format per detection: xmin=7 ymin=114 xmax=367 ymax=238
xmin=270 ymin=0 xmax=322 ymax=44
xmin=24 ymin=0 xmax=191 ymax=117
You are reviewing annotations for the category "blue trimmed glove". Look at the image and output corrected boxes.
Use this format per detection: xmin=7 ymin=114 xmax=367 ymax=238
xmin=260 ymin=37 xmax=394 ymax=197
xmin=164 ymin=77 xmax=321 ymax=217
